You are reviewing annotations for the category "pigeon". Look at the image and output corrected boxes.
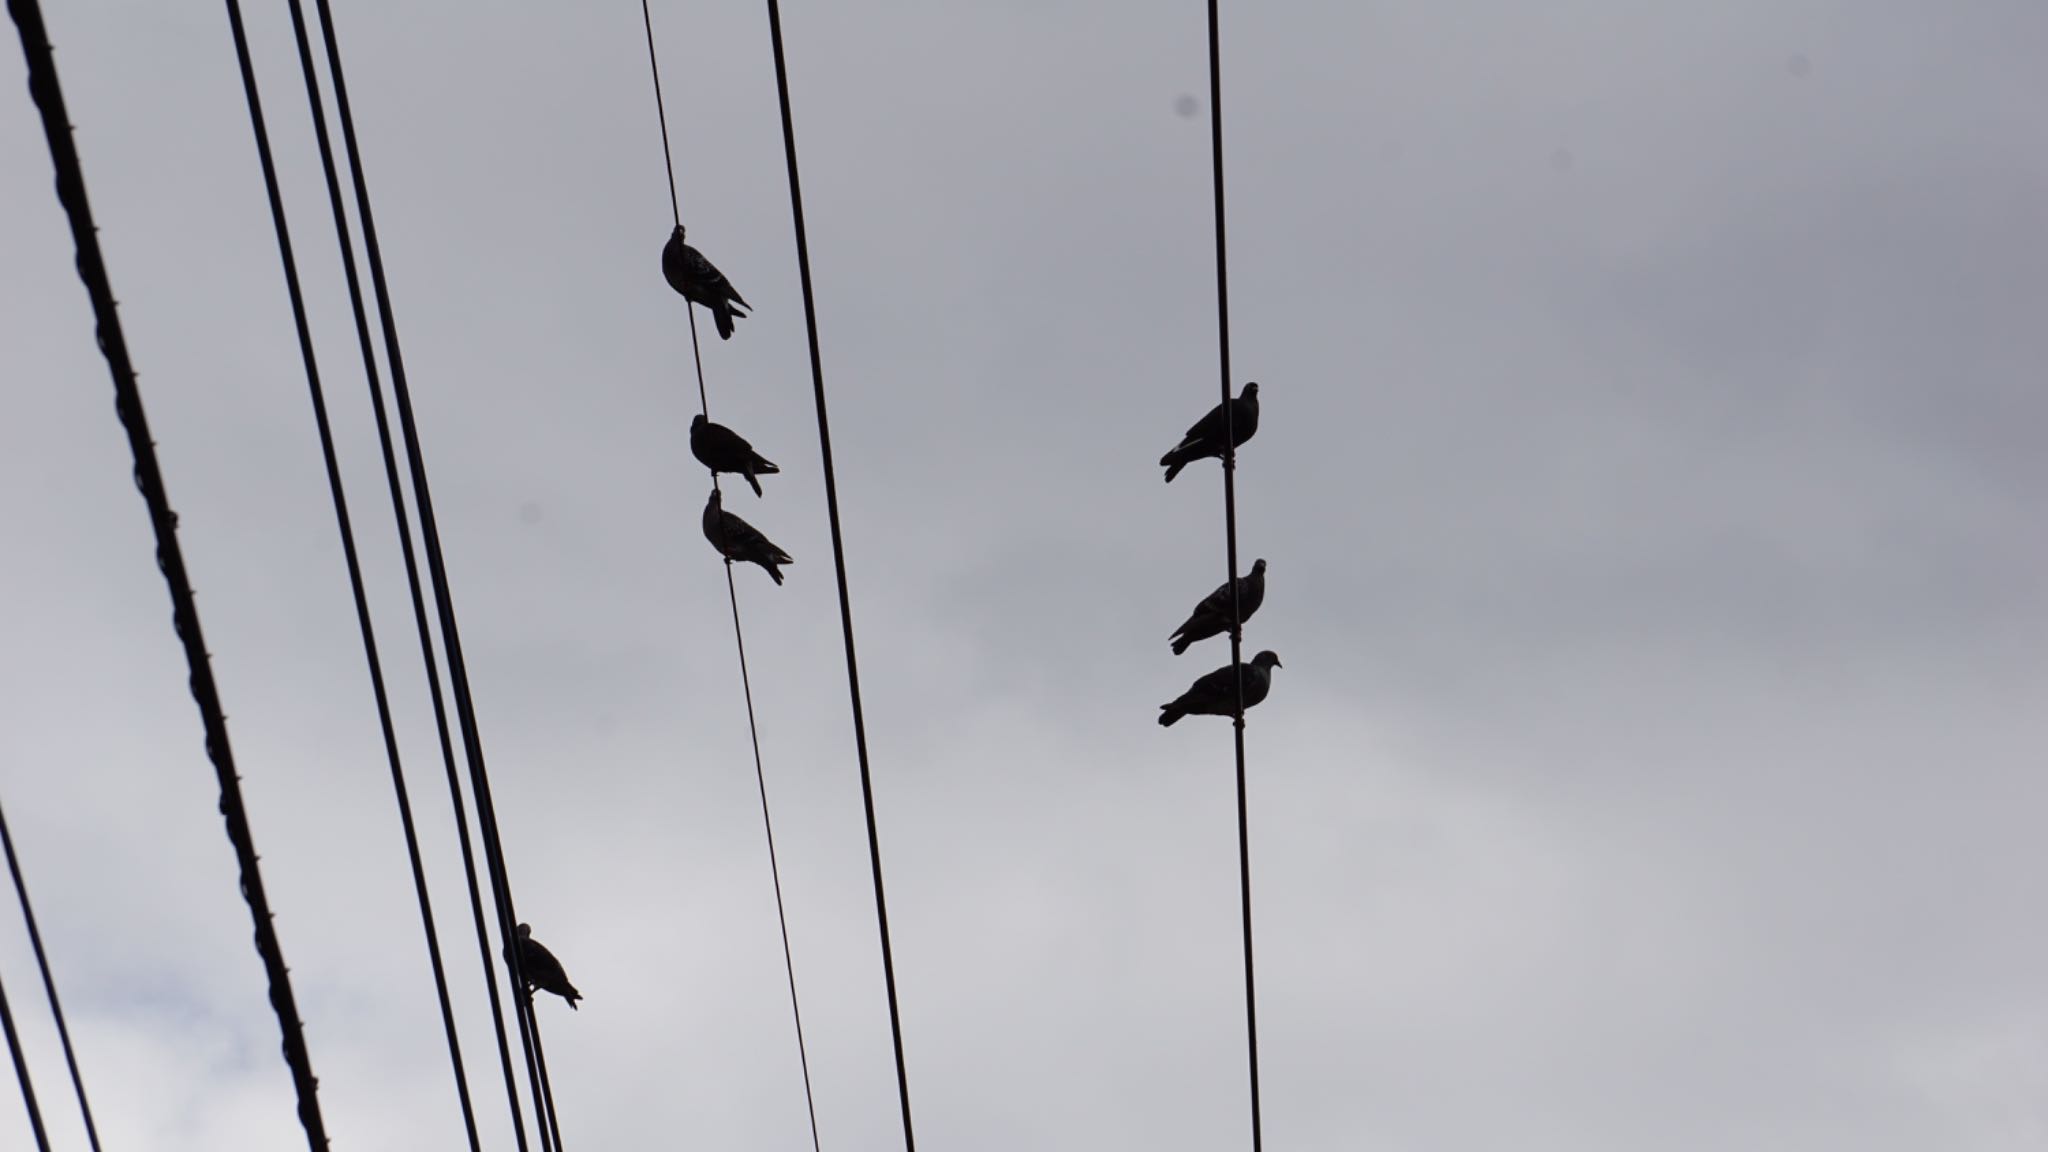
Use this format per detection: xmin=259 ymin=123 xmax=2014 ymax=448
xmin=690 ymin=414 xmax=781 ymax=497
xmin=703 ymin=487 xmax=793 ymax=584
xmin=661 ymin=225 xmax=750 ymax=340
xmin=505 ymin=923 xmax=582 ymax=1010
xmin=1169 ymin=558 xmax=1267 ymax=655
xmin=1161 ymin=381 xmax=1259 ymax=482
xmin=1158 ymin=650 xmax=1282 ymax=726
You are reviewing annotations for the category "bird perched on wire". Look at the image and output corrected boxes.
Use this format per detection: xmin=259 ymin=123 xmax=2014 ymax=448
xmin=690 ymin=414 xmax=781 ymax=497
xmin=662 ymin=224 xmax=750 ymax=339
xmin=703 ymin=488 xmax=793 ymax=584
xmin=505 ymin=923 xmax=582 ymax=1010
xmin=1159 ymin=650 xmax=1282 ymax=726
xmin=1160 ymin=381 xmax=1259 ymax=482
xmin=1170 ymin=558 xmax=1267 ymax=655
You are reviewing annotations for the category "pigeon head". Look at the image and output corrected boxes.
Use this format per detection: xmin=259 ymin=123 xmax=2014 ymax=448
xmin=516 ymin=923 xmax=533 ymax=939
xmin=1241 ymin=381 xmax=1259 ymax=399
xmin=691 ymin=413 xmax=707 ymax=431
xmin=672 ymin=224 xmax=687 ymax=241
xmin=1251 ymin=650 xmax=1281 ymax=669
xmin=1250 ymin=558 xmax=1267 ymax=575
xmin=706 ymin=487 xmax=723 ymax=511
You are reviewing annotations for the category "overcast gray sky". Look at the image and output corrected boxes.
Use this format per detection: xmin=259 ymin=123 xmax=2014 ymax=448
xmin=5 ymin=0 xmax=2047 ymax=1148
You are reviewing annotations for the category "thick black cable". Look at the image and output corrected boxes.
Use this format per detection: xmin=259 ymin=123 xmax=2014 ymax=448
xmin=293 ymin=0 xmax=564 ymax=1145
xmin=760 ymin=5 xmax=918 ymax=1149
xmin=638 ymin=7 xmax=824 ymax=1145
xmin=7 ymin=3 xmax=331 ymax=1146
xmin=216 ymin=1 xmax=489 ymax=1146
xmin=263 ymin=0 xmax=543 ymax=1145
xmin=1204 ymin=2 xmax=1263 ymax=1149
xmin=0 ymin=798 xmax=101 ymax=1152
xmin=0 ymin=956 xmax=50 ymax=1152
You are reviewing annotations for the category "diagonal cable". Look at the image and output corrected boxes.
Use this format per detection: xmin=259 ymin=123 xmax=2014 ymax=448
xmin=0 ymin=795 xmax=102 ymax=1152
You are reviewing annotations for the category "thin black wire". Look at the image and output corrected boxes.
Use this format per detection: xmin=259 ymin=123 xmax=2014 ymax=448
xmin=0 ymin=798 xmax=101 ymax=1152
xmin=216 ymin=1 xmax=488 ymax=1146
xmin=639 ymin=0 xmax=681 ymax=229
xmin=761 ymin=4 xmax=917 ymax=1149
xmin=1205 ymin=1 xmax=1263 ymax=1149
xmin=639 ymin=6 xmax=824 ymax=1146
xmin=263 ymin=0 xmax=542 ymax=1144
xmin=0 ymin=956 xmax=50 ymax=1152
xmin=7 ymin=2 xmax=330 ymax=1145
xmin=293 ymin=0 xmax=563 ymax=1145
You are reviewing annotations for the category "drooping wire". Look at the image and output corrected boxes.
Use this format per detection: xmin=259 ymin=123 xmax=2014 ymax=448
xmin=638 ymin=7 xmax=823 ymax=1149
xmin=0 ymin=797 xmax=102 ymax=1152
xmin=1204 ymin=2 xmax=1264 ymax=1149
xmin=7 ymin=2 xmax=331 ymax=1146
xmin=760 ymin=3 xmax=918 ymax=1149
xmin=0 ymin=954 xmax=50 ymax=1152
xmin=255 ymin=0 xmax=545 ymax=1144
xmin=290 ymin=0 xmax=565 ymax=1144
xmin=215 ymin=0 xmax=490 ymax=1146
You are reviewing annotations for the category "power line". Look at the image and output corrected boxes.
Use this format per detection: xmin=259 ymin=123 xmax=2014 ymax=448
xmin=1203 ymin=2 xmax=1264 ymax=1149
xmin=638 ymin=7 xmax=823 ymax=1149
xmin=0 ymin=952 xmax=50 ymax=1152
xmin=256 ymin=0 xmax=543 ymax=1144
xmin=7 ymin=1 xmax=331 ymax=1145
xmin=289 ymin=0 xmax=565 ymax=1145
xmin=759 ymin=3 xmax=919 ymax=1149
xmin=214 ymin=0 xmax=487 ymax=1146
xmin=0 ymin=797 xmax=102 ymax=1152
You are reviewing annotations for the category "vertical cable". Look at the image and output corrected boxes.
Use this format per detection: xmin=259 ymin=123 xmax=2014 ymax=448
xmin=215 ymin=0 xmax=487 ymax=1144
xmin=0 ymin=797 xmax=102 ymax=1152
xmin=1204 ymin=2 xmax=1263 ymax=1149
xmin=639 ymin=6 xmax=824 ymax=1145
xmin=292 ymin=0 xmax=562 ymax=1143
xmin=0 ymin=949 xmax=51 ymax=1152
xmin=760 ymin=3 xmax=917 ymax=1148
xmin=8 ymin=2 xmax=330 ymax=1145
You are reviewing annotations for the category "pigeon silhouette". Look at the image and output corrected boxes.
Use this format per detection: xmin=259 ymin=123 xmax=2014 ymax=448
xmin=1170 ymin=558 xmax=1267 ymax=655
xmin=690 ymin=414 xmax=781 ymax=497
xmin=703 ymin=487 xmax=793 ymax=584
xmin=1161 ymin=381 xmax=1259 ymax=482
xmin=505 ymin=923 xmax=582 ymax=1010
xmin=661 ymin=225 xmax=750 ymax=339
xmin=1159 ymin=650 xmax=1282 ymax=726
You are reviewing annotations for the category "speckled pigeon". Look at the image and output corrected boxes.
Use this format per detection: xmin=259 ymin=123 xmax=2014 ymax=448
xmin=703 ymin=487 xmax=793 ymax=584
xmin=1160 ymin=381 xmax=1259 ymax=482
xmin=661 ymin=225 xmax=750 ymax=339
xmin=1158 ymin=650 xmax=1282 ymax=726
xmin=506 ymin=923 xmax=582 ymax=1010
xmin=1170 ymin=558 xmax=1267 ymax=655
xmin=690 ymin=414 xmax=780 ymax=497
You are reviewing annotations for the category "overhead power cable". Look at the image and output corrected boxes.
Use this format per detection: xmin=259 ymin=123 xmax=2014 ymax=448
xmin=0 ymin=940 xmax=51 ymax=1152
xmin=0 ymin=796 xmax=102 ymax=1152
xmin=215 ymin=0 xmax=488 ymax=1146
xmin=284 ymin=0 xmax=566 ymax=1145
xmin=7 ymin=0 xmax=330 ymax=1146
xmin=1202 ymin=2 xmax=1265 ymax=1149
xmin=758 ymin=4 xmax=919 ymax=1149
xmin=637 ymin=5 xmax=823 ymax=1150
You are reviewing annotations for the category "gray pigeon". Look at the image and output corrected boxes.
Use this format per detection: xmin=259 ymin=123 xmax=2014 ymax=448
xmin=1170 ymin=558 xmax=1267 ymax=655
xmin=1159 ymin=650 xmax=1281 ymax=726
xmin=1161 ymin=381 xmax=1259 ymax=482
xmin=703 ymin=487 xmax=793 ymax=584
xmin=690 ymin=414 xmax=780 ymax=497
xmin=661 ymin=225 xmax=750 ymax=339
xmin=505 ymin=923 xmax=581 ymax=1010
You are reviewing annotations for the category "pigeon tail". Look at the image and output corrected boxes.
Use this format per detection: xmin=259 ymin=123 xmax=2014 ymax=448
xmin=764 ymin=562 xmax=786 ymax=585
xmin=1170 ymin=634 xmax=1193 ymax=656
xmin=745 ymin=472 xmax=763 ymax=498
xmin=1159 ymin=705 xmax=1185 ymax=727
xmin=1162 ymin=455 xmax=1190 ymax=483
xmin=713 ymin=304 xmax=735 ymax=340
